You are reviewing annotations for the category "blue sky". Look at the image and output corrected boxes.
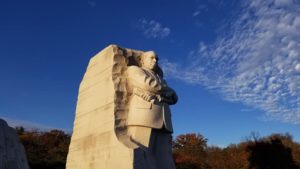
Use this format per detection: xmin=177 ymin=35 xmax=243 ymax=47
xmin=0 ymin=0 xmax=299 ymax=146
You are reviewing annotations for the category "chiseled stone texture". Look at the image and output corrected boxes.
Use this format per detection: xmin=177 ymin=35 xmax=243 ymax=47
xmin=66 ymin=45 xmax=176 ymax=169
xmin=0 ymin=118 xmax=30 ymax=169
xmin=66 ymin=45 xmax=138 ymax=169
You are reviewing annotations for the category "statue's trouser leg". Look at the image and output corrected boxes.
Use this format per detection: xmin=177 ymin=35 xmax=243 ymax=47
xmin=132 ymin=127 xmax=175 ymax=169
xmin=150 ymin=129 xmax=176 ymax=169
xmin=132 ymin=126 xmax=157 ymax=169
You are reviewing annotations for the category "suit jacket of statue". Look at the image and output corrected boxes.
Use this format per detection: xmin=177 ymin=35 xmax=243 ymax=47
xmin=126 ymin=65 xmax=178 ymax=133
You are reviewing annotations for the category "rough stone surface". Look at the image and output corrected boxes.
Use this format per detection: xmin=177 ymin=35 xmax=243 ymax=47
xmin=0 ymin=118 xmax=30 ymax=169
xmin=66 ymin=45 xmax=177 ymax=169
xmin=66 ymin=45 xmax=137 ymax=169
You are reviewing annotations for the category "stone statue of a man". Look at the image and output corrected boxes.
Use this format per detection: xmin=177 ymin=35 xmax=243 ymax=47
xmin=126 ymin=51 xmax=178 ymax=169
xmin=66 ymin=45 xmax=178 ymax=169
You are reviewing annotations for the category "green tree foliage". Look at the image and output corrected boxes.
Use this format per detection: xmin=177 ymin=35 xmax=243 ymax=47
xmin=16 ymin=127 xmax=71 ymax=169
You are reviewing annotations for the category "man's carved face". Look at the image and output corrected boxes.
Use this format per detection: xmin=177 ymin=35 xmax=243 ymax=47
xmin=141 ymin=51 xmax=157 ymax=70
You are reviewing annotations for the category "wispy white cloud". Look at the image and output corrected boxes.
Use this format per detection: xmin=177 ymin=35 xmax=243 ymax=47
xmin=193 ymin=5 xmax=207 ymax=17
xmin=193 ymin=11 xmax=200 ymax=17
xmin=161 ymin=0 xmax=300 ymax=123
xmin=193 ymin=0 xmax=225 ymax=17
xmin=137 ymin=19 xmax=171 ymax=39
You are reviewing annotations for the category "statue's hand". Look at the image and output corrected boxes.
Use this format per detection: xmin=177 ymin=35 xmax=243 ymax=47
xmin=156 ymin=95 xmax=162 ymax=102
xmin=144 ymin=94 xmax=157 ymax=103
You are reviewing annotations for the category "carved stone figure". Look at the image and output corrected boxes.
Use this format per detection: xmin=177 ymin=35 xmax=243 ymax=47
xmin=126 ymin=51 xmax=177 ymax=168
xmin=66 ymin=45 xmax=177 ymax=169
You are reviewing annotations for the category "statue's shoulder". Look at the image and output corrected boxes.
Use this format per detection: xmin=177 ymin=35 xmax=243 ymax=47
xmin=127 ymin=65 xmax=145 ymax=75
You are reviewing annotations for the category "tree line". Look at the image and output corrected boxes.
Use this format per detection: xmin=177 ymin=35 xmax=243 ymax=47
xmin=16 ymin=127 xmax=70 ymax=169
xmin=173 ymin=133 xmax=300 ymax=169
xmin=16 ymin=127 xmax=300 ymax=169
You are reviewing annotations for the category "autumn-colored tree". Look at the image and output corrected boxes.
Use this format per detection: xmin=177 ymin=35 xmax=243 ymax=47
xmin=267 ymin=133 xmax=300 ymax=166
xmin=16 ymin=127 xmax=71 ymax=169
xmin=173 ymin=132 xmax=300 ymax=169
xmin=207 ymin=143 xmax=249 ymax=169
xmin=246 ymin=133 xmax=300 ymax=169
xmin=206 ymin=146 xmax=225 ymax=169
xmin=15 ymin=127 xmax=300 ymax=169
xmin=173 ymin=133 xmax=209 ymax=169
